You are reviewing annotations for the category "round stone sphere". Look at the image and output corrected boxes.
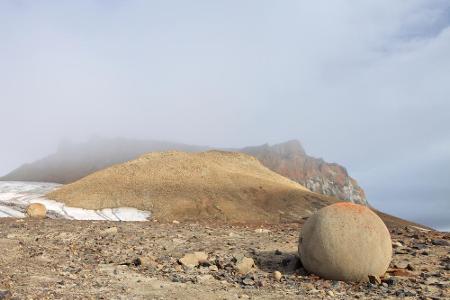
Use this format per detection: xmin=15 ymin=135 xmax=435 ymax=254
xmin=26 ymin=203 xmax=47 ymax=219
xmin=299 ymin=202 xmax=392 ymax=282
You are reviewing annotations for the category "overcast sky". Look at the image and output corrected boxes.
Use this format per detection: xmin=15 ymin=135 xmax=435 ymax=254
xmin=1 ymin=1 xmax=449 ymax=229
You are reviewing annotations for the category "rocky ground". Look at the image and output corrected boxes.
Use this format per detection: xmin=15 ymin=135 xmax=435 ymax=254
xmin=0 ymin=218 xmax=448 ymax=299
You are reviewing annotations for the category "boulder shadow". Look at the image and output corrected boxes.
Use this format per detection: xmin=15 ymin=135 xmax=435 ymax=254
xmin=251 ymin=250 xmax=305 ymax=275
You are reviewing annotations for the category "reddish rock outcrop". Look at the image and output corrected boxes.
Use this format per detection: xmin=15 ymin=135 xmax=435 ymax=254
xmin=240 ymin=140 xmax=367 ymax=205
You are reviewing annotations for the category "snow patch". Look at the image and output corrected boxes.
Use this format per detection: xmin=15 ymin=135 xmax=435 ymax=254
xmin=0 ymin=181 xmax=150 ymax=221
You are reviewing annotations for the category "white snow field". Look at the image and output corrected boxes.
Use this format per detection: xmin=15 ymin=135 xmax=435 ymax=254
xmin=0 ymin=181 xmax=150 ymax=221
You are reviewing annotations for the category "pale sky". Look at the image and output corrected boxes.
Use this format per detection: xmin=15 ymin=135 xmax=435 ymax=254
xmin=0 ymin=0 xmax=449 ymax=229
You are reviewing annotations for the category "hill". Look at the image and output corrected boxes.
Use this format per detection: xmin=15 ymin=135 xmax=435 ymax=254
xmin=47 ymin=151 xmax=336 ymax=223
xmin=1 ymin=138 xmax=366 ymax=204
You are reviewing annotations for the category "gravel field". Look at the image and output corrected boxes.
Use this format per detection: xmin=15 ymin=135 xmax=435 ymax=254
xmin=0 ymin=219 xmax=448 ymax=299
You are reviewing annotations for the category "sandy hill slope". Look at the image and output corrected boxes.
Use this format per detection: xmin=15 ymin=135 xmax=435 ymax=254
xmin=47 ymin=151 xmax=336 ymax=223
xmin=1 ymin=138 xmax=365 ymax=204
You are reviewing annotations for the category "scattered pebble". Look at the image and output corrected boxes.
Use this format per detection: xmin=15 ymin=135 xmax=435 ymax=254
xmin=179 ymin=252 xmax=208 ymax=268
xmin=242 ymin=277 xmax=255 ymax=286
xmin=273 ymin=271 xmax=282 ymax=282
xmin=100 ymin=226 xmax=118 ymax=236
xmin=208 ymin=265 xmax=218 ymax=272
xmin=392 ymin=241 xmax=403 ymax=248
xmin=235 ymin=257 xmax=255 ymax=275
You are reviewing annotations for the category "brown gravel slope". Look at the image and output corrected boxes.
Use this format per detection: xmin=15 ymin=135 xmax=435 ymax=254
xmin=0 ymin=218 xmax=448 ymax=299
xmin=47 ymin=151 xmax=336 ymax=223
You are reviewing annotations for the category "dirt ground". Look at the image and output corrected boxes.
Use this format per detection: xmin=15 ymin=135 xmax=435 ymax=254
xmin=0 ymin=218 xmax=448 ymax=299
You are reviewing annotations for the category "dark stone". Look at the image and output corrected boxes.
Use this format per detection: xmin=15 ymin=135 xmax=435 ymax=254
xmin=199 ymin=260 xmax=211 ymax=267
xmin=404 ymin=290 xmax=416 ymax=297
xmin=0 ymin=290 xmax=11 ymax=300
xmin=242 ymin=277 xmax=255 ymax=286
xmin=331 ymin=281 xmax=341 ymax=289
xmin=412 ymin=243 xmax=427 ymax=250
xmin=384 ymin=277 xmax=397 ymax=286
xmin=170 ymin=275 xmax=188 ymax=283
xmin=395 ymin=290 xmax=405 ymax=297
xmin=432 ymin=239 xmax=449 ymax=246
xmin=132 ymin=258 xmax=142 ymax=266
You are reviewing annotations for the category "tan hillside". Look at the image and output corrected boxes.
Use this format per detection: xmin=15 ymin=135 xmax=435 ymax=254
xmin=47 ymin=150 xmax=336 ymax=223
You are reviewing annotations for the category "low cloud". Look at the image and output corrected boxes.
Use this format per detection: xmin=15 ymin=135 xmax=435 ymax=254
xmin=0 ymin=0 xmax=449 ymax=228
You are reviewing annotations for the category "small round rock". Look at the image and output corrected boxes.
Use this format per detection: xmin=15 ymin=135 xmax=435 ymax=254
xmin=273 ymin=271 xmax=282 ymax=281
xmin=26 ymin=203 xmax=47 ymax=219
xmin=299 ymin=202 xmax=392 ymax=282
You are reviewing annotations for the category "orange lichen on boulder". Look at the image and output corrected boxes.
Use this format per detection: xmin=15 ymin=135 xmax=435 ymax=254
xmin=333 ymin=202 xmax=366 ymax=213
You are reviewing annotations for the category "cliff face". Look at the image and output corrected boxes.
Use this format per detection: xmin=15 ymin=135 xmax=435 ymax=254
xmin=240 ymin=140 xmax=367 ymax=205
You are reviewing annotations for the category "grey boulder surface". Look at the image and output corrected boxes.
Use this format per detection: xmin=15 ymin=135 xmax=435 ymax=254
xmin=299 ymin=202 xmax=392 ymax=282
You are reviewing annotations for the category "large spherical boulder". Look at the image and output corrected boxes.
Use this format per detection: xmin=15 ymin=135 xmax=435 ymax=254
xmin=299 ymin=202 xmax=392 ymax=282
xmin=26 ymin=203 xmax=47 ymax=219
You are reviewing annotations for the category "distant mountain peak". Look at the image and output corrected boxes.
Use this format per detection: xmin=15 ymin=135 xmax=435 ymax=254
xmin=269 ymin=140 xmax=306 ymax=157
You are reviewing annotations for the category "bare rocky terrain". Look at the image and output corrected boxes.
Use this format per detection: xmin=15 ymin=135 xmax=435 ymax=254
xmin=0 ymin=218 xmax=448 ymax=299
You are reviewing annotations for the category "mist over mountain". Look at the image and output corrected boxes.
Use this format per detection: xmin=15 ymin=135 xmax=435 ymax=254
xmin=0 ymin=138 xmax=206 ymax=184
xmin=0 ymin=137 xmax=366 ymax=205
xmin=1 ymin=1 xmax=449 ymax=232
